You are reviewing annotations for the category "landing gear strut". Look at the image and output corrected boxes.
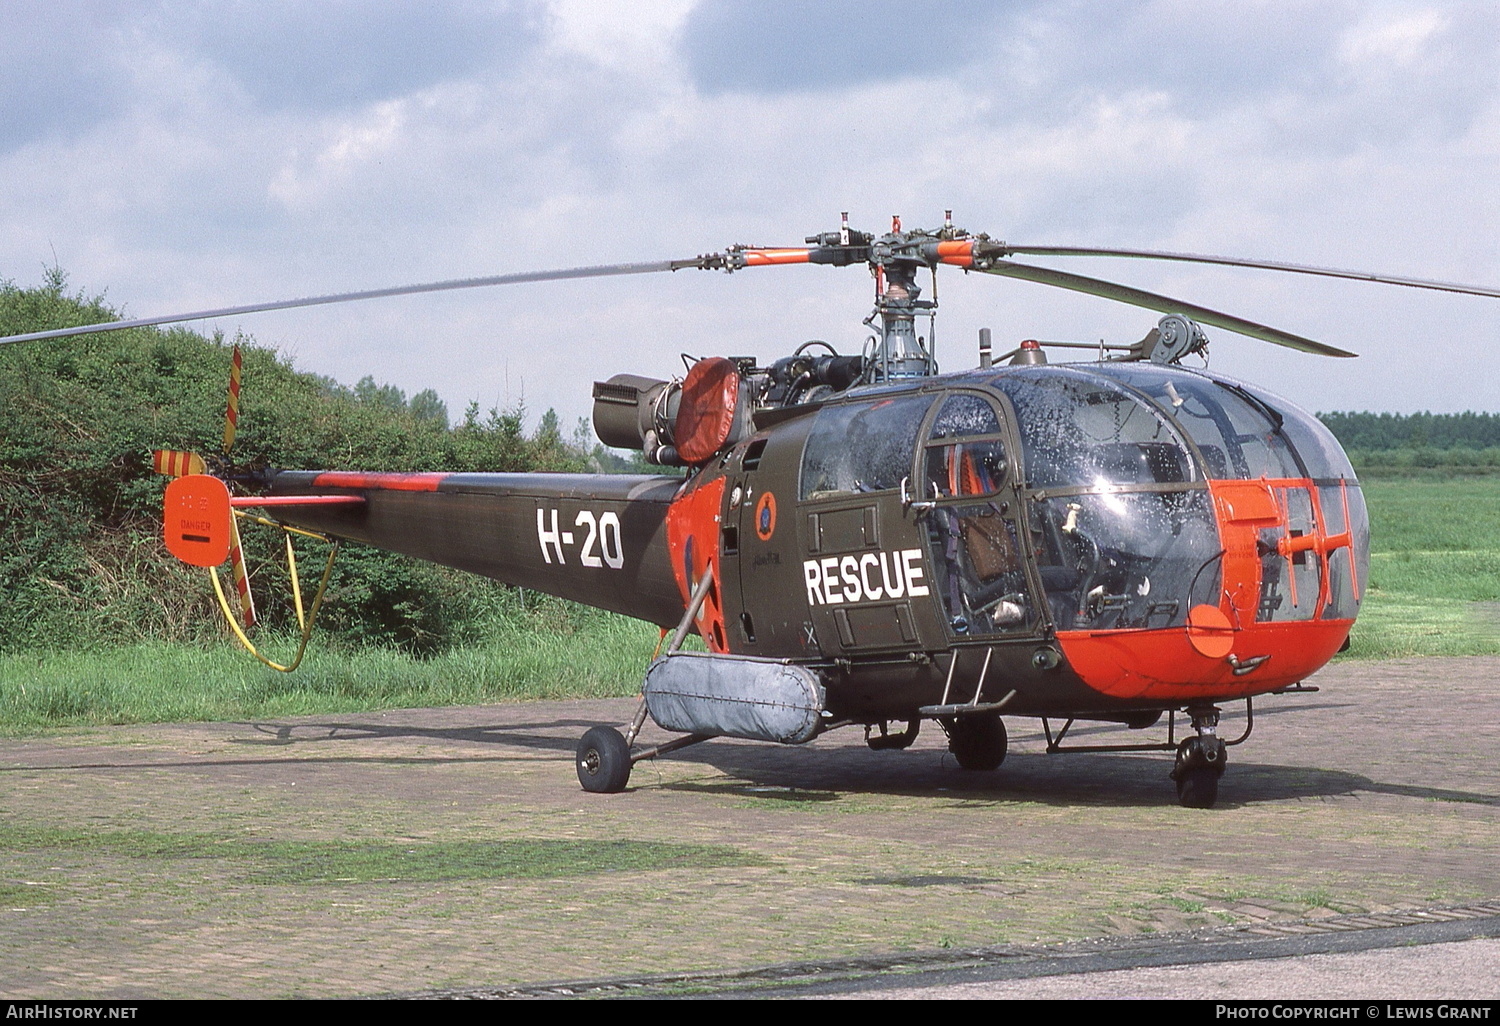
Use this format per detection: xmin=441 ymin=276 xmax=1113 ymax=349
xmin=575 ymin=720 xmax=716 ymax=793
xmin=1171 ymin=706 xmax=1226 ymax=809
xmin=865 ymin=719 xmax=921 ymax=750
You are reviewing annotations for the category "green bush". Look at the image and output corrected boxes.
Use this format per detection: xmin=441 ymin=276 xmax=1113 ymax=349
xmin=0 ymin=272 xmax=588 ymax=655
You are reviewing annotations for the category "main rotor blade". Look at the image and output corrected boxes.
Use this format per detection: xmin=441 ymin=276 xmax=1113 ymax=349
xmin=979 ymin=260 xmax=1357 ymax=357
xmin=1002 ymin=245 xmax=1500 ymax=301
xmin=0 ymin=259 xmax=693 ymax=346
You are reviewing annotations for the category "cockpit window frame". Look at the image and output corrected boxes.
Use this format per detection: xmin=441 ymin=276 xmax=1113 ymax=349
xmin=797 ymin=390 xmax=935 ymax=502
xmin=914 ymin=387 xmax=1043 ymax=638
xmin=918 ymin=388 xmax=1016 ymax=506
xmin=1086 ymin=364 xmax=1330 ymax=483
xmin=984 ymin=367 xmax=1221 ymax=634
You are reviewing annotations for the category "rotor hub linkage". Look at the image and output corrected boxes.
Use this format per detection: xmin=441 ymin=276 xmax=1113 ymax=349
xmin=702 ymin=219 xmax=1004 ymax=382
xmin=676 ymin=217 xmax=1367 ymax=364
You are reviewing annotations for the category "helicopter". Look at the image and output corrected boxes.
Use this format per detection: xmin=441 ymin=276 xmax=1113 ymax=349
xmin=7 ymin=213 xmax=1499 ymax=808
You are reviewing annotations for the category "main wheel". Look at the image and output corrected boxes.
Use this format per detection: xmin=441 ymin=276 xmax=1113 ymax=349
xmin=576 ymin=726 xmax=632 ymax=793
xmin=1175 ymin=765 xmax=1219 ymax=809
xmin=948 ymin=715 xmax=1007 ymax=771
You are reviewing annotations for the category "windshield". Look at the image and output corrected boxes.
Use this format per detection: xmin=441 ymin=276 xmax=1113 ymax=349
xmin=991 ymin=364 xmax=1368 ymax=628
xmin=991 ymin=368 xmax=1196 ymax=489
xmin=1095 ymin=365 xmax=1304 ymax=480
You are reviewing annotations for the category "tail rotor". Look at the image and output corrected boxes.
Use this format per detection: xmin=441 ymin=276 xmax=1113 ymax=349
xmin=152 ymin=450 xmax=205 ymax=477
xmin=152 ymin=343 xmax=257 ymax=629
xmin=154 ymin=343 xmax=352 ymax=670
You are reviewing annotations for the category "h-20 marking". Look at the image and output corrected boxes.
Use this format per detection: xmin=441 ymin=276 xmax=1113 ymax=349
xmin=536 ymin=508 xmax=625 ymax=568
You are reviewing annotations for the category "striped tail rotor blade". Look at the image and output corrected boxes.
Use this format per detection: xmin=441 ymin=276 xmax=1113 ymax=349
xmin=223 ymin=344 xmax=242 ymax=454
xmin=227 ymin=514 xmax=257 ymax=628
xmin=152 ymin=450 xmax=206 ymax=477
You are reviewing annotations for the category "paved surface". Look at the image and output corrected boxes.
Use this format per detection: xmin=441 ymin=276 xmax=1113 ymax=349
xmin=848 ymin=936 xmax=1500 ymax=1000
xmin=434 ymin=907 xmax=1500 ymax=999
xmin=0 ymin=655 xmax=1497 ymax=998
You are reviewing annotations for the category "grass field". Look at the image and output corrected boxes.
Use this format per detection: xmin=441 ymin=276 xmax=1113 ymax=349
xmin=3 ymin=475 xmax=1497 ymax=731
xmin=1351 ymin=475 xmax=1500 ymax=658
xmin=0 ymin=614 xmax=669 ymax=733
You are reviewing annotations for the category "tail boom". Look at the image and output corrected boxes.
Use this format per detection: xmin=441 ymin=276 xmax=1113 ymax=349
xmin=266 ymin=471 xmax=686 ymax=628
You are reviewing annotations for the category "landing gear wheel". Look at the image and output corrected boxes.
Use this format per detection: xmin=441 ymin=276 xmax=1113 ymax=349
xmin=948 ymin=715 xmax=1008 ymax=771
xmin=576 ymin=726 xmax=632 ymax=793
xmin=1175 ymin=766 xmax=1219 ymax=809
xmin=1171 ymin=733 xmax=1225 ymax=809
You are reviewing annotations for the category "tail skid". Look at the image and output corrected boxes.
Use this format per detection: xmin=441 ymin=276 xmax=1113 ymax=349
xmin=210 ymin=512 xmax=340 ymax=673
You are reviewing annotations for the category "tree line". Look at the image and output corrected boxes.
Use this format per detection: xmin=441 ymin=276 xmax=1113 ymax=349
xmin=1316 ymin=411 xmax=1500 ymax=451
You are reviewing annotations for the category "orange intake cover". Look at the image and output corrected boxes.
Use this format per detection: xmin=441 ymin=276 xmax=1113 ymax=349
xmin=674 ymin=357 xmax=740 ymax=464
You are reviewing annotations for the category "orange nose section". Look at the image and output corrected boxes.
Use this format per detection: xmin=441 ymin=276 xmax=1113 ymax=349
xmin=1056 ymin=475 xmax=1357 ymax=702
xmin=1056 ymin=618 xmax=1352 ymax=701
xmin=163 ymin=474 xmax=232 ymax=567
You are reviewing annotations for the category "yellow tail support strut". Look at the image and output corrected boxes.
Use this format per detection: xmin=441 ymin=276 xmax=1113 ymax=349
xmin=210 ymin=511 xmax=339 ymax=673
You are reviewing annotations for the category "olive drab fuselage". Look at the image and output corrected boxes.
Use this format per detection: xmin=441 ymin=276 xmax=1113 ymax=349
xmin=268 ymin=360 xmax=1369 ymax=728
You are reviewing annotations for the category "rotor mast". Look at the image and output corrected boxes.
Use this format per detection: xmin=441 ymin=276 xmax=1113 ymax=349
xmin=787 ymin=211 xmax=972 ymax=382
xmin=867 ymin=214 xmax=939 ymax=379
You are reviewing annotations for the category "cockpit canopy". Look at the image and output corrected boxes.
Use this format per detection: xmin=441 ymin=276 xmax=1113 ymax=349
xmin=990 ymin=364 xmax=1358 ymax=487
xmin=798 ymin=363 xmax=1358 ymax=498
xmin=798 ymin=362 xmax=1368 ymax=635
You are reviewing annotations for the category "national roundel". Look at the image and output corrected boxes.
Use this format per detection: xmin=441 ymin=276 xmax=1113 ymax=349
xmin=754 ymin=491 xmax=777 ymax=541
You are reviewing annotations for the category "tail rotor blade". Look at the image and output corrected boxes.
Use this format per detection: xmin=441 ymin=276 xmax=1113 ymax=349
xmin=223 ymin=344 xmax=242 ymax=454
xmin=226 ymin=515 xmax=257 ymax=629
xmin=152 ymin=450 xmax=206 ymax=477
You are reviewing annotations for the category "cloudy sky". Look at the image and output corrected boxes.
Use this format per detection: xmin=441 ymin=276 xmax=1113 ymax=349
xmin=3 ymin=1 xmax=1497 ymax=431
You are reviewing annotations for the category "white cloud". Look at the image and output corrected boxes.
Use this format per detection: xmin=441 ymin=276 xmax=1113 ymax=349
xmin=268 ymin=101 xmax=410 ymax=210
xmin=546 ymin=0 xmax=698 ymax=69
xmin=1337 ymin=7 xmax=1448 ymax=70
xmin=1 ymin=2 xmax=1497 ymax=427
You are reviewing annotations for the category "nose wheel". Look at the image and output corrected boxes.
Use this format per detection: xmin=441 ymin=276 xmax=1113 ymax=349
xmin=943 ymin=714 xmax=1008 ymax=771
xmin=1170 ymin=707 xmax=1226 ymax=808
